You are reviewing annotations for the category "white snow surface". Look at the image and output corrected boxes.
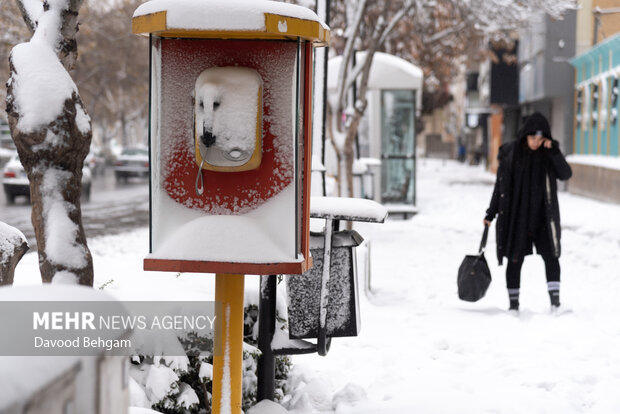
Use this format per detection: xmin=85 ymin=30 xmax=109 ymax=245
xmin=0 ymin=284 xmax=116 ymax=302
xmin=177 ymin=382 xmax=200 ymax=408
xmin=10 ymin=41 xmax=78 ymax=133
xmin=0 ymin=221 xmax=27 ymax=265
xmin=50 ymin=270 xmax=79 ymax=284
xmin=0 ymin=356 xmax=81 ymax=410
xmin=248 ymin=399 xmax=289 ymax=414
xmin=10 ymin=159 xmax=620 ymax=413
xmin=41 ymin=168 xmax=88 ymax=270
xmin=129 ymin=407 xmax=159 ymax=414
xmin=133 ymin=0 xmax=327 ymax=31
xmin=149 ymin=184 xmax=298 ymax=263
xmin=129 ymin=408 xmax=162 ymax=414
xmin=567 ymin=154 xmax=620 ymax=171
xmin=310 ymin=196 xmax=387 ymax=222
xmin=199 ymin=361 xmax=214 ymax=380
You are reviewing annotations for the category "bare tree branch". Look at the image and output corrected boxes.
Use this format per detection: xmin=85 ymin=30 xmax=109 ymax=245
xmin=425 ymin=21 xmax=467 ymax=44
xmin=335 ymin=0 xmax=368 ymax=131
xmin=14 ymin=0 xmax=42 ymax=33
xmin=378 ymin=1 xmax=414 ymax=45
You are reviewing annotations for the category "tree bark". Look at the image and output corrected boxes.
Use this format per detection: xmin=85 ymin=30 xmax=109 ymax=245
xmin=6 ymin=88 xmax=94 ymax=285
xmin=56 ymin=0 xmax=83 ymax=71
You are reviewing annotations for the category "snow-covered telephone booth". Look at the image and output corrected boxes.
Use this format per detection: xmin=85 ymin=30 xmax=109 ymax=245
xmin=132 ymin=0 xmax=329 ymax=412
xmin=133 ymin=1 xmax=329 ymax=275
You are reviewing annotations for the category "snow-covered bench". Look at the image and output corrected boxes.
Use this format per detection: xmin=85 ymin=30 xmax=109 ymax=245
xmin=385 ymin=203 xmax=418 ymax=219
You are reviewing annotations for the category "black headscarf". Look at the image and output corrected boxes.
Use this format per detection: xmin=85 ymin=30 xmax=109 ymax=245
xmin=516 ymin=112 xmax=552 ymax=143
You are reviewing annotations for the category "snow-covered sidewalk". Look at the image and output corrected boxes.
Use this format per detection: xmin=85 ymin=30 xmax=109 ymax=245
xmin=13 ymin=159 xmax=620 ymax=413
xmin=286 ymin=159 xmax=620 ymax=413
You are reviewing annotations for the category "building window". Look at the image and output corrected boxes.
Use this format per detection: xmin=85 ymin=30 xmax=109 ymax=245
xmin=601 ymin=80 xmax=608 ymax=130
xmin=592 ymin=83 xmax=599 ymax=128
xmin=466 ymin=73 xmax=479 ymax=92
xmin=611 ymin=77 xmax=619 ymax=126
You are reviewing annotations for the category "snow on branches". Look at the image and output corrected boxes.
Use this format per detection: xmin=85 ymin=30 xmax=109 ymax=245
xmin=0 ymin=222 xmax=29 ymax=285
xmin=325 ymin=0 xmax=576 ymax=197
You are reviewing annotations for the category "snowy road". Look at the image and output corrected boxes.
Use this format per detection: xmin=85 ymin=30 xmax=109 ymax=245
xmin=11 ymin=159 xmax=620 ymax=413
xmin=0 ymin=168 xmax=149 ymax=251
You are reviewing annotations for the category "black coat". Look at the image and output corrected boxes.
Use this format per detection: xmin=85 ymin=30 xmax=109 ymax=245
xmin=485 ymin=140 xmax=572 ymax=265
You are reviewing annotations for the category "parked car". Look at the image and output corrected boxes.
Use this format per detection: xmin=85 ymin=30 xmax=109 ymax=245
xmin=2 ymin=154 xmax=92 ymax=204
xmin=0 ymin=147 xmax=16 ymax=169
xmin=114 ymin=147 xmax=149 ymax=182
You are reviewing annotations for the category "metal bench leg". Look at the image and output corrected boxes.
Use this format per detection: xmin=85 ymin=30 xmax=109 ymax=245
xmin=365 ymin=239 xmax=372 ymax=296
xmin=318 ymin=218 xmax=333 ymax=356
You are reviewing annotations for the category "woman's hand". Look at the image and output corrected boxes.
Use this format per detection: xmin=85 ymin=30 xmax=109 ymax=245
xmin=542 ymin=138 xmax=553 ymax=149
xmin=483 ymin=219 xmax=491 ymax=227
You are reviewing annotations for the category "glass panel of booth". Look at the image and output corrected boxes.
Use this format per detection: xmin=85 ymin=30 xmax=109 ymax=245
xmin=293 ymin=39 xmax=306 ymax=262
xmin=380 ymin=90 xmax=416 ymax=205
xmin=147 ymin=37 xmax=304 ymax=267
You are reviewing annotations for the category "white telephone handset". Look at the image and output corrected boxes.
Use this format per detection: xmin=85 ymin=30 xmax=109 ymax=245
xmin=194 ymin=67 xmax=263 ymax=173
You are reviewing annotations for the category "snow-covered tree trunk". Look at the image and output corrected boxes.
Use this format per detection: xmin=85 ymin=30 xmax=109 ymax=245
xmin=329 ymin=1 xmax=404 ymax=198
xmin=0 ymin=222 xmax=29 ymax=285
xmin=6 ymin=0 xmax=93 ymax=285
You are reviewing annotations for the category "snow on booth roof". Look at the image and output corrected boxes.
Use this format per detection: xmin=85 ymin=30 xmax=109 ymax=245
xmin=132 ymin=0 xmax=329 ymax=44
xmin=328 ymin=51 xmax=423 ymax=91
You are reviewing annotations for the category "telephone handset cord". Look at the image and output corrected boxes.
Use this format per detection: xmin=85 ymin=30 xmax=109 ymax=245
xmin=195 ymin=146 xmax=206 ymax=196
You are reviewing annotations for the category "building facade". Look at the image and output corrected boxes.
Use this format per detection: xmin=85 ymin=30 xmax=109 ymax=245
xmin=518 ymin=10 xmax=577 ymax=153
xmin=568 ymin=33 xmax=620 ymax=203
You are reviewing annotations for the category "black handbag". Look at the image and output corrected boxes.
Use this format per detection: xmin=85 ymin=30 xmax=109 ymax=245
xmin=457 ymin=224 xmax=492 ymax=302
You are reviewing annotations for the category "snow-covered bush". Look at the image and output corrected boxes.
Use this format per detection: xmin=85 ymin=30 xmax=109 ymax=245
xmin=130 ymin=304 xmax=291 ymax=413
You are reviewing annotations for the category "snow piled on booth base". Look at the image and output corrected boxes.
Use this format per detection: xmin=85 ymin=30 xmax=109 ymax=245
xmin=11 ymin=159 xmax=620 ymax=413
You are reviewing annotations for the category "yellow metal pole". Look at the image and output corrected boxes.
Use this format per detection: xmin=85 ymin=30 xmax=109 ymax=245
xmin=212 ymin=273 xmax=245 ymax=414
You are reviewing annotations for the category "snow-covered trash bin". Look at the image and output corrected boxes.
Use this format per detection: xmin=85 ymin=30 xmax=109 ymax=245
xmin=283 ymin=196 xmax=387 ymax=355
xmin=286 ymin=229 xmax=363 ymax=339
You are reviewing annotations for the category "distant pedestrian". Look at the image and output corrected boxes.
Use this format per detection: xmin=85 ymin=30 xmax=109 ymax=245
xmin=483 ymin=112 xmax=572 ymax=314
xmin=457 ymin=140 xmax=466 ymax=163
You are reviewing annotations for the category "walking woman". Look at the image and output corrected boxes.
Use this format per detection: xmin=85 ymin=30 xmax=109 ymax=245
xmin=483 ymin=112 xmax=572 ymax=313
